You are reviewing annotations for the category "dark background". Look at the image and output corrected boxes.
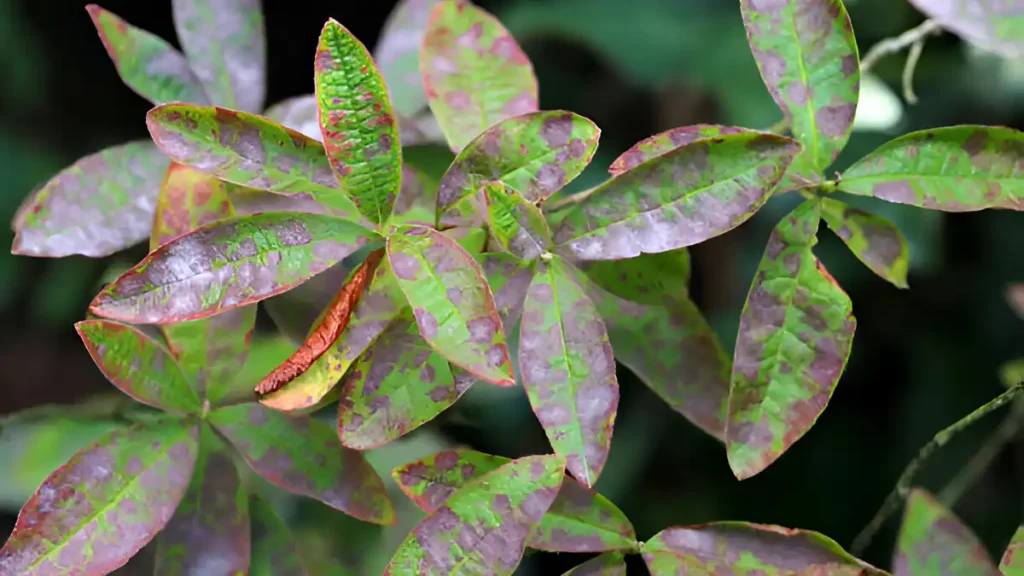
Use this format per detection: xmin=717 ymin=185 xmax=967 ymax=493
xmin=1 ymin=0 xmax=1022 ymax=574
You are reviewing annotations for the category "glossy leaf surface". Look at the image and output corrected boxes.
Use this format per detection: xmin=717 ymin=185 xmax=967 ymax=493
xmin=485 ymin=183 xmax=553 ymax=260
xmin=208 ymin=403 xmax=394 ymax=524
xmin=820 ymin=197 xmax=909 ymax=289
xmin=12 ymin=142 xmax=168 ymax=258
xmin=263 ymin=94 xmax=321 ymax=141
xmin=553 ymin=133 xmax=800 ymax=260
xmin=387 ymin=225 xmax=514 ymax=385
xmin=374 ymin=0 xmax=443 ymax=116
xmin=609 ymin=124 xmax=752 ymax=176
xmin=728 ymin=199 xmax=856 ymax=479
xmin=563 ymin=552 xmax=627 ymax=576
xmin=909 ymin=0 xmax=1024 ymax=58
xmin=422 ymin=0 xmax=538 ymax=151
xmin=90 ymin=212 xmax=376 ymax=324
xmin=894 ymin=489 xmax=1000 ymax=576
xmin=0 ymin=422 xmax=199 ymax=575
xmin=1002 ymin=526 xmax=1023 ymax=575
xmin=249 ymin=496 xmax=308 ymax=576
xmin=385 ymin=455 xmax=566 ymax=575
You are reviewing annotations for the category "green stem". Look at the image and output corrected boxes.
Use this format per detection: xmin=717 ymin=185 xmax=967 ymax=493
xmin=938 ymin=410 xmax=1021 ymax=506
xmin=541 ymin=185 xmax=599 ymax=212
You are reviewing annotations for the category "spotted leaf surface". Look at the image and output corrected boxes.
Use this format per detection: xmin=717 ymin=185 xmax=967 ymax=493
xmin=741 ymin=0 xmax=859 ymax=176
xmin=75 ymin=319 xmax=200 ymax=413
xmin=392 ymin=449 xmax=637 ymax=553
xmin=315 ymin=20 xmax=403 ymax=226
xmin=388 ymin=163 xmax=440 ymax=230
xmin=208 ymin=403 xmax=394 ymax=524
xmin=90 ymin=212 xmax=376 ymax=324
xmin=264 ymin=94 xmax=321 ymax=141
xmin=387 ymin=225 xmax=515 ymax=385
xmin=641 ymin=523 xmax=884 ymax=575
xmin=374 ymin=0 xmax=443 ymax=117
xmin=0 ymin=422 xmax=199 ymax=576
xmin=421 ymin=0 xmax=538 ymax=152
xmin=12 ymin=141 xmax=168 ymax=258
xmin=86 ymin=5 xmax=210 ymax=105
xmin=250 ymin=495 xmax=308 ymax=576
xmin=171 ymin=0 xmax=266 ymax=112
xmin=146 ymin=104 xmax=364 ymax=221
xmin=485 ymin=182 xmax=553 ymax=260
xmin=154 ymin=424 xmax=249 ymax=576
xmin=479 ymin=252 xmax=535 ymax=330
xmin=609 ymin=125 xmax=753 ymax=176
xmin=894 ymin=489 xmax=1000 ymax=576
xmin=581 ymin=250 xmax=692 ymax=305
xmin=563 ymin=552 xmax=627 ymax=576
xmin=728 ymin=199 xmax=855 ymax=479
xmin=151 ymin=163 xmax=235 ymax=249
xmin=820 ymin=197 xmax=909 ymax=289
xmin=909 ymin=0 xmax=1024 ymax=58
xmin=839 ymin=126 xmax=1024 ymax=212
xmin=1002 ymin=526 xmax=1023 ymax=575
xmin=553 ymin=133 xmax=800 ymax=261
xmin=521 ymin=258 xmax=618 ymax=487
xmin=384 ymin=455 xmax=566 ymax=575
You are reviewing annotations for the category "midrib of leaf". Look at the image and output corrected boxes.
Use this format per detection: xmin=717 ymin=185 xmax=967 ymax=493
xmin=785 ymin=4 xmax=822 ymax=169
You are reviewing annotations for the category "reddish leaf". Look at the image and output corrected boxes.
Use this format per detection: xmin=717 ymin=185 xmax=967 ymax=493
xmin=374 ymin=0 xmax=443 ymax=117
xmin=563 ymin=552 xmax=627 ymax=576
xmin=263 ymin=94 xmax=322 ymax=141
xmin=894 ymin=489 xmax=1000 ymax=576
xmin=609 ymin=124 xmax=753 ymax=176
xmin=249 ymin=495 xmax=308 ymax=576
xmin=820 ymin=197 xmax=910 ymax=289
xmin=1001 ymin=526 xmax=1023 ymax=575
xmin=151 ymin=163 xmax=236 ymax=249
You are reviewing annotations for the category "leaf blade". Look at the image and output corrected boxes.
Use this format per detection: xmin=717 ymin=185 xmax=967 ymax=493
xmin=563 ymin=552 xmax=627 ymax=576
xmin=820 ymin=197 xmax=909 ymax=289
xmin=909 ymin=0 xmax=1024 ymax=58
xmin=249 ymin=495 xmax=309 ymax=576
xmin=1001 ymin=526 xmax=1023 ymax=575
xmin=609 ymin=124 xmax=756 ymax=176
xmin=894 ymin=489 xmax=1000 ymax=576
xmin=374 ymin=0 xmax=444 ymax=117
xmin=484 ymin=182 xmax=553 ymax=260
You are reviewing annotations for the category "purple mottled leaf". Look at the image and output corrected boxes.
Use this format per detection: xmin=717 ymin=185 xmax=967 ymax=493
xmin=609 ymin=124 xmax=752 ymax=176
xmin=374 ymin=0 xmax=443 ymax=117
xmin=580 ymin=249 xmax=691 ymax=305
xmin=562 ymin=552 xmax=627 ymax=576
xmin=249 ymin=495 xmax=309 ymax=576
xmin=388 ymin=163 xmax=439 ymax=230
xmin=909 ymin=0 xmax=1024 ymax=58
xmin=1001 ymin=525 xmax=1023 ymax=575
xmin=479 ymin=252 xmax=535 ymax=330
xmin=484 ymin=182 xmax=553 ymax=260
xmin=264 ymin=94 xmax=322 ymax=141
xmin=820 ymin=196 xmax=910 ymax=289
xmin=0 ymin=421 xmax=199 ymax=576
xmin=894 ymin=489 xmax=1000 ymax=576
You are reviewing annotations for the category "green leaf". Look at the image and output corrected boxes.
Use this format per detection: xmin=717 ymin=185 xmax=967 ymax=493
xmin=581 ymin=250 xmax=691 ymax=305
xmin=392 ymin=449 xmax=637 ymax=553
xmin=384 ymin=454 xmax=566 ymax=575
xmin=421 ymin=0 xmax=538 ymax=152
xmin=85 ymin=4 xmax=210 ymax=105
xmin=443 ymin=225 xmax=488 ymax=254
xmin=553 ymin=133 xmax=800 ymax=260
xmin=315 ymin=19 xmax=403 ymax=227
xmin=521 ymin=257 xmax=618 ymax=487
xmin=909 ymin=0 xmax=1024 ymax=58
xmin=609 ymin=125 xmax=757 ymax=177
xmin=374 ymin=0 xmax=443 ymax=117
xmin=1001 ymin=526 xmax=1023 ymax=575
xmin=264 ymin=94 xmax=321 ymax=141
xmin=641 ymin=523 xmax=884 ymax=575
xmin=249 ymin=495 xmax=309 ymax=576
xmin=388 ymin=163 xmax=440 ymax=230
xmin=208 ymin=403 xmax=394 ymax=524
xmin=740 ymin=0 xmax=860 ymax=176
xmin=11 ymin=142 xmax=169 ymax=257
xmin=171 ymin=0 xmax=266 ymax=112
xmin=728 ymin=199 xmax=856 ymax=479
xmin=838 ymin=126 xmax=1024 ymax=212
xmin=154 ymin=424 xmax=249 ymax=576
xmin=145 ymin=103 xmax=365 ymax=221
xmin=484 ymin=182 xmax=553 ymax=260
xmin=562 ymin=552 xmax=627 ymax=576
xmin=387 ymin=225 xmax=515 ymax=386
xmin=479 ymin=252 xmax=535 ymax=330
xmin=75 ymin=319 xmax=201 ymax=413
xmin=820 ymin=196 xmax=909 ymax=289
xmin=89 ymin=212 xmax=377 ymax=324
xmin=0 ymin=421 xmax=199 ymax=575
xmin=894 ymin=489 xmax=1000 ymax=576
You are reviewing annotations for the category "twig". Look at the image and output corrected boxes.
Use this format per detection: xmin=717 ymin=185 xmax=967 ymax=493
xmin=901 ymin=32 xmax=928 ymax=104
xmin=542 ymin=185 xmax=599 ymax=212
xmin=859 ymin=19 xmax=942 ymax=75
xmin=938 ymin=411 xmax=1021 ymax=506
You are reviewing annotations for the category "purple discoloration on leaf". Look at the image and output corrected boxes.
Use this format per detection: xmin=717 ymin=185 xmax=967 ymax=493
xmin=609 ymin=124 xmax=747 ymax=176
xmin=264 ymin=94 xmax=322 ymax=142
xmin=374 ymin=0 xmax=443 ymax=117
xmin=562 ymin=552 xmax=627 ymax=576
xmin=909 ymin=0 xmax=1024 ymax=59
xmin=484 ymin=182 xmax=554 ymax=260
xmin=820 ymin=197 xmax=910 ymax=289
xmin=893 ymin=489 xmax=1001 ymax=576
xmin=388 ymin=163 xmax=439 ymax=230
xmin=479 ymin=252 xmax=535 ymax=330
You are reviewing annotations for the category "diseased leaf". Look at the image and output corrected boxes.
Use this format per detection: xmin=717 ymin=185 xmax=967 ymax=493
xmin=151 ymin=163 xmax=235 ymax=249
xmin=208 ymin=403 xmax=394 ymax=524
xmin=0 ymin=421 xmax=199 ymax=576
xmin=374 ymin=0 xmax=443 ymax=117
xmin=909 ymin=0 xmax=1024 ymax=58
xmin=484 ymin=182 xmax=553 ymax=260
xmin=392 ymin=449 xmax=637 ymax=553
xmin=609 ymin=124 xmax=755 ymax=176
xmin=387 ymin=225 xmax=515 ymax=385
xmin=1001 ymin=526 xmax=1023 ymax=575
xmin=421 ymin=0 xmax=538 ymax=152
xmin=443 ymin=225 xmax=488 ymax=254
xmin=171 ymin=0 xmax=267 ymax=112
xmin=553 ymin=133 xmax=800 ymax=261
xmin=75 ymin=319 xmax=200 ymax=413
xmin=385 ymin=455 xmax=566 ymax=575
xmin=894 ymin=489 xmax=1000 ymax=576
xmin=250 ymin=495 xmax=308 ymax=576
xmin=315 ymin=19 xmax=403 ymax=226
xmin=820 ymin=197 xmax=909 ymax=289
xmin=641 ymin=523 xmax=884 ymax=575
xmin=479 ymin=252 xmax=535 ymax=330
xmin=563 ymin=552 xmax=627 ymax=576
xmin=90 ymin=212 xmax=377 ymax=324
xmin=581 ymin=250 xmax=691 ymax=305
xmin=839 ymin=126 xmax=1024 ymax=212
xmin=12 ymin=142 xmax=168 ymax=258
xmin=388 ymin=163 xmax=440 ymax=229
xmin=154 ymin=424 xmax=249 ymax=576
xmin=728 ymin=199 xmax=856 ymax=479
xmin=264 ymin=94 xmax=322 ymax=141
xmin=520 ymin=257 xmax=618 ymax=487
xmin=86 ymin=4 xmax=210 ymax=105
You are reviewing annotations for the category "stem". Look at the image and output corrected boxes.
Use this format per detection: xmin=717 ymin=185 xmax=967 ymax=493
xmin=850 ymin=382 xmax=1024 ymax=556
xmin=542 ymin=185 xmax=599 ymax=212
xmin=938 ymin=411 xmax=1021 ymax=506
xmin=901 ymin=33 xmax=928 ymax=104
xmin=859 ymin=19 xmax=942 ymax=75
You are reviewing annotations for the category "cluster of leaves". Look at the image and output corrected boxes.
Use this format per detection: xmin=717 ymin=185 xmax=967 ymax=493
xmin=3 ymin=0 xmax=1024 ymax=574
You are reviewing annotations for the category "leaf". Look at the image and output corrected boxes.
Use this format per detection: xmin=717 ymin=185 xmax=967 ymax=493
xmin=893 ymin=489 xmax=1000 ymax=576
xmin=563 ymin=552 xmax=627 ymax=576
xmin=171 ymin=0 xmax=267 ymax=112
xmin=1001 ymin=526 xmax=1023 ymax=575
xmin=443 ymin=225 xmax=488 ymax=254
xmin=480 ymin=252 xmax=535 ymax=329
xmin=264 ymin=94 xmax=322 ymax=141
xmin=151 ymin=163 xmax=234 ymax=249
xmin=437 ymin=110 xmax=600 ymax=215
xmin=315 ymin=19 xmax=403 ymax=226
xmin=520 ymin=257 xmax=618 ymax=486
xmin=909 ymin=0 xmax=1024 ymax=58
xmin=11 ymin=141 xmax=168 ymax=258
xmin=154 ymin=424 xmax=249 ymax=576
xmin=609 ymin=124 xmax=755 ymax=176
xmin=484 ymin=182 xmax=553 ymax=260
xmin=384 ymin=455 xmax=566 ymax=575
xmin=146 ymin=104 xmax=364 ymax=221
xmin=75 ymin=319 xmax=200 ymax=413
xmin=392 ymin=449 xmax=637 ymax=553
xmin=249 ymin=495 xmax=309 ymax=576
xmin=1009 ymin=284 xmax=1024 ymax=320
xmin=387 ymin=225 xmax=515 ymax=385
xmin=728 ymin=199 xmax=856 ymax=480
xmin=208 ymin=403 xmax=394 ymax=524
xmin=388 ymin=163 xmax=440 ymax=230
xmin=85 ymin=4 xmax=210 ymax=105
xmin=838 ymin=126 xmax=1024 ymax=212
xmin=421 ymin=0 xmax=539 ymax=152
xmin=641 ymin=523 xmax=884 ymax=575
xmin=374 ymin=0 xmax=443 ymax=117
xmin=740 ymin=0 xmax=860 ymax=175
xmin=820 ymin=196 xmax=909 ymax=289
xmin=0 ymin=421 xmax=199 ymax=575
xmin=90 ymin=212 xmax=377 ymax=324
xmin=553 ymin=133 xmax=800 ymax=261
xmin=581 ymin=250 xmax=691 ymax=305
